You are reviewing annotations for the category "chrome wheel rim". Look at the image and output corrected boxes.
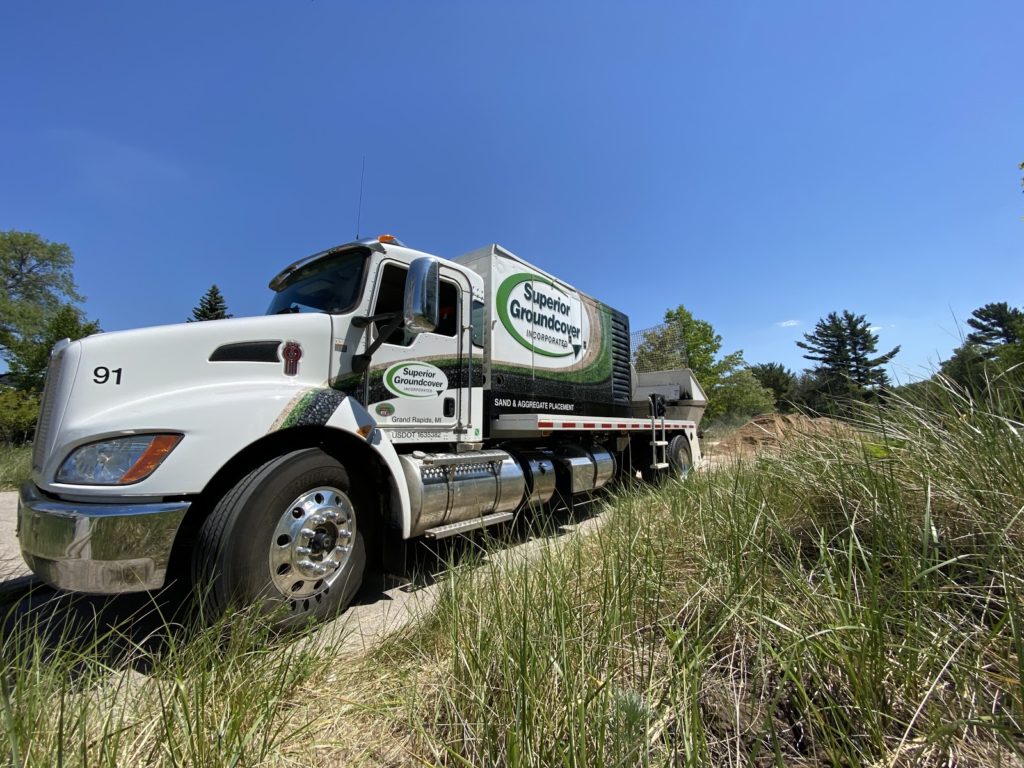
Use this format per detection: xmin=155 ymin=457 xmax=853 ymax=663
xmin=671 ymin=440 xmax=692 ymax=477
xmin=268 ymin=485 xmax=355 ymax=601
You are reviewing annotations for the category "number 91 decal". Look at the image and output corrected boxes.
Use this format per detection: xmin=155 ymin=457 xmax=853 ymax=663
xmin=93 ymin=366 xmax=123 ymax=385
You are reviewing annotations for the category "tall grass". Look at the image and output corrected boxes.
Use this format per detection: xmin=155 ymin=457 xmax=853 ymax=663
xmin=0 ymin=599 xmax=334 ymax=766
xmin=2 ymin=378 xmax=1022 ymax=766
xmin=379 ymin=378 xmax=1024 ymax=766
xmin=0 ymin=444 xmax=30 ymax=491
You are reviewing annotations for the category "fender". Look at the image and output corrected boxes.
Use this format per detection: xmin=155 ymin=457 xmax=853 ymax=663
xmin=41 ymin=379 xmax=414 ymax=537
xmin=324 ymin=394 xmax=412 ymax=538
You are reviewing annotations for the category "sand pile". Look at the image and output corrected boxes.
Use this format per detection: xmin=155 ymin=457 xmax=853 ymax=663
xmin=710 ymin=413 xmax=842 ymax=458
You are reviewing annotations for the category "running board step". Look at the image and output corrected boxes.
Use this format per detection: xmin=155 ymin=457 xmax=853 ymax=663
xmin=651 ymin=462 xmax=670 ymax=470
xmin=651 ymin=440 xmax=669 ymax=446
xmin=422 ymin=511 xmax=515 ymax=539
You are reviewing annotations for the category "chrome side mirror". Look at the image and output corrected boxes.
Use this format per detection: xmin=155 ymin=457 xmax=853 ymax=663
xmin=404 ymin=257 xmax=439 ymax=334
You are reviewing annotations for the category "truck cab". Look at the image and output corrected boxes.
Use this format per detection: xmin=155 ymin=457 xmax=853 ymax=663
xmin=18 ymin=235 xmax=704 ymax=627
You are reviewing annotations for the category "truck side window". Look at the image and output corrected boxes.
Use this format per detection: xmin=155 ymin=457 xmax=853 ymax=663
xmin=471 ymin=300 xmax=485 ymax=347
xmin=372 ymin=264 xmax=460 ymax=344
xmin=435 ymin=280 xmax=458 ymax=337
xmin=373 ymin=264 xmax=414 ymax=346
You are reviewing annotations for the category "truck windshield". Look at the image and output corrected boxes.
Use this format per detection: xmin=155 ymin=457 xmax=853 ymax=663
xmin=266 ymin=248 xmax=369 ymax=315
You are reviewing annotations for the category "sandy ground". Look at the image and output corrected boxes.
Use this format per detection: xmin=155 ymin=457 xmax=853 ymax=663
xmin=0 ymin=491 xmax=30 ymax=582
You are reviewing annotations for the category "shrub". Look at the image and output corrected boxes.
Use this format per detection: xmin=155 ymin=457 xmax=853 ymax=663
xmin=0 ymin=388 xmax=38 ymax=444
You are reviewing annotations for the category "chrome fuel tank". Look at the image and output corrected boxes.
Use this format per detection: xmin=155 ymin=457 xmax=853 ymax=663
xmin=553 ymin=445 xmax=616 ymax=496
xmin=506 ymin=449 xmax=557 ymax=507
xmin=400 ymin=449 xmax=525 ymax=537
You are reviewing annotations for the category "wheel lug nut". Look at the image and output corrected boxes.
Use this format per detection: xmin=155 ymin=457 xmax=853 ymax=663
xmin=295 ymin=546 xmax=311 ymax=555
xmin=300 ymin=528 xmax=315 ymax=539
xmin=310 ymin=514 xmax=325 ymax=525
xmin=323 ymin=511 xmax=338 ymax=522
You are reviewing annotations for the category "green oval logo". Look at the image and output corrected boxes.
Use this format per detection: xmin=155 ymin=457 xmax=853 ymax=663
xmin=384 ymin=361 xmax=449 ymax=398
xmin=374 ymin=402 xmax=395 ymax=417
xmin=496 ymin=273 xmax=584 ymax=358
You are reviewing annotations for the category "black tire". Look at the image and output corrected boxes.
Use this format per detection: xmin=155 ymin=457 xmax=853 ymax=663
xmin=668 ymin=434 xmax=693 ymax=479
xmin=192 ymin=448 xmax=369 ymax=628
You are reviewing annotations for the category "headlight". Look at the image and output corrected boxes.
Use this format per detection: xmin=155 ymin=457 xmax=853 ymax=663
xmin=56 ymin=434 xmax=182 ymax=485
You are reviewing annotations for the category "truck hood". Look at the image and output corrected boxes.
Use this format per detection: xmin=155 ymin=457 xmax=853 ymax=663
xmin=34 ymin=313 xmax=336 ymax=490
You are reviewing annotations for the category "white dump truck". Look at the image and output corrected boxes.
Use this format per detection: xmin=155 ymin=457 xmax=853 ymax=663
xmin=18 ymin=236 xmax=706 ymax=625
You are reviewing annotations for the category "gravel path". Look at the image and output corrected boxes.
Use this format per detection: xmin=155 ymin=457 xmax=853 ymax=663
xmin=0 ymin=491 xmax=30 ymax=581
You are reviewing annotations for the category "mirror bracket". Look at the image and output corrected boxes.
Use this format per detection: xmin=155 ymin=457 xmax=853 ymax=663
xmin=351 ymin=311 xmax=403 ymax=374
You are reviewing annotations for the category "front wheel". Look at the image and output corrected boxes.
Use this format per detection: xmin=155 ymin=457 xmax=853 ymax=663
xmin=192 ymin=448 xmax=369 ymax=628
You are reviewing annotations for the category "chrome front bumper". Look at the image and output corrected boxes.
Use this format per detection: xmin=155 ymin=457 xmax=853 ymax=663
xmin=17 ymin=483 xmax=190 ymax=594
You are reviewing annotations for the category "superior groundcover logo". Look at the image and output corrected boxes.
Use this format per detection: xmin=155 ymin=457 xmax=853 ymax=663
xmin=384 ymin=361 xmax=448 ymax=398
xmin=496 ymin=273 xmax=587 ymax=358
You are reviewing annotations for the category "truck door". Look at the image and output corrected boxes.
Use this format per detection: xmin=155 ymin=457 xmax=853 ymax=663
xmin=360 ymin=260 xmax=470 ymax=444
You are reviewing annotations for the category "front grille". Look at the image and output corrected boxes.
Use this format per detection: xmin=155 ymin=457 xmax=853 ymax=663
xmin=610 ymin=310 xmax=631 ymax=405
xmin=31 ymin=345 xmax=67 ymax=474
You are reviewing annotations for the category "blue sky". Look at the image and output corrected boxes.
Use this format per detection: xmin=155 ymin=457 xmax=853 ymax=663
xmin=2 ymin=2 xmax=1021 ymax=381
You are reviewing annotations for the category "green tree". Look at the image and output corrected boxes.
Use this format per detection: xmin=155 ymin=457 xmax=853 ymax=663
xmin=750 ymin=362 xmax=798 ymax=412
xmin=633 ymin=304 xmax=772 ymax=420
xmin=965 ymin=302 xmax=1023 ymax=356
xmin=5 ymin=305 xmax=101 ymax=393
xmin=188 ymin=284 xmax=233 ymax=322
xmin=713 ymin=367 xmax=776 ymax=421
xmin=993 ymin=316 xmax=1024 ymax=375
xmin=0 ymin=388 xmax=40 ymax=444
xmin=793 ymin=370 xmax=829 ymax=412
xmin=634 ymin=305 xmax=740 ymax=382
xmin=796 ymin=310 xmax=900 ymax=410
xmin=939 ymin=342 xmax=990 ymax=394
xmin=0 ymin=230 xmax=84 ymax=353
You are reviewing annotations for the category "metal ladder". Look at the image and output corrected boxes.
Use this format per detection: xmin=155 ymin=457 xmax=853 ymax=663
xmin=649 ymin=394 xmax=669 ymax=472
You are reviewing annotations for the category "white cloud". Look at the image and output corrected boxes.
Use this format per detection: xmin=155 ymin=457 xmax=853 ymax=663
xmin=868 ymin=325 xmax=883 ymax=332
xmin=777 ymin=319 xmax=799 ymax=328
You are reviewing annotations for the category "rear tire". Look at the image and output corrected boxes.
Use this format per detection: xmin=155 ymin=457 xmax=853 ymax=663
xmin=668 ymin=434 xmax=693 ymax=479
xmin=192 ymin=448 xmax=369 ymax=628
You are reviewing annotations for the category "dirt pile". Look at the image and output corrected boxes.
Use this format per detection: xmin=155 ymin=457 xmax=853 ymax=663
xmin=709 ymin=413 xmax=842 ymax=459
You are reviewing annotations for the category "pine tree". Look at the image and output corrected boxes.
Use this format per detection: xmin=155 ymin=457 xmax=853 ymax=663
xmin=188 ymin=284 xmax=232 ymax=322
xmin=965 ymin=302 xmax=1023 ymax=356
xmin=939 ymin=342 xmax=989 ymax=394
xmin=796 ymin=310 xmax=899 ymax=407
xmin=750 ymin=362 xmax=798 ymax=411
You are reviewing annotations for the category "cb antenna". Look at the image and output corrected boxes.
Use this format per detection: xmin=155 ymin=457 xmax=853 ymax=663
xmin=355 ymin=155 xmax=366 ymax=239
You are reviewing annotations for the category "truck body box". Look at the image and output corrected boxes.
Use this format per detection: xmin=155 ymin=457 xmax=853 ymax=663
xmin=454 ymin=244 xmax=632 ymax=419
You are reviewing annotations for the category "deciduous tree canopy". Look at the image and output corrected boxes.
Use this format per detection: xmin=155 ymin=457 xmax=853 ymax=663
xmin=0 ymin=230 xmax=83 ymax=352
xmin=5 ymin=305 xmax=101 ymax=393
xmin=635 ymin=305 xmax=773 ymax=421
